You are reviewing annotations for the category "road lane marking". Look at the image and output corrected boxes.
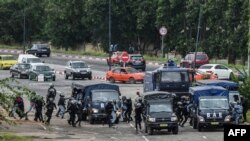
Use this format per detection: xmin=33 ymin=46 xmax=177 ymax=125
xmin=203 ymin=136 xmax=207 ymax=139
xmin=142 ymin=136 xmax=149 ymax=141
xmin=129 ymin=123 xmax=149 ymax=141
xmin=38 ymin=123 xmax=47 ymax=130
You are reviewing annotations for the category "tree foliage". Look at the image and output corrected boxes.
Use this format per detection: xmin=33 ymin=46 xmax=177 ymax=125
xmin=0 ymin=0 xmax=249 ymax=63
xmin=0 ymin=78 xmax=33 ymax=123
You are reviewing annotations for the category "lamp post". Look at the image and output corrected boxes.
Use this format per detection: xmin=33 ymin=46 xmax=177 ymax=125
xmin=108 ymin=0 xmax=112 ymax=70
xmin=193 ymin=5 xmax=202 ymax=72
xmin=23 ymin=0 xmax=26 ymax=54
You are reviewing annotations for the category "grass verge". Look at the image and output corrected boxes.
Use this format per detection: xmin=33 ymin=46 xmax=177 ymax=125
xmin=247 ymin=111 xmax=250 ymax=123
xmin=0 ymin=132 xmax=34 ymax=141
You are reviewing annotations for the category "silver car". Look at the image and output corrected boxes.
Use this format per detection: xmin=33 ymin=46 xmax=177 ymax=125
xmin=64 ymin=61 xmax=92 ymax=80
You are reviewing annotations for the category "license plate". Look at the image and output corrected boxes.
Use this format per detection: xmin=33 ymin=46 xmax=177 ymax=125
xmin=211 ymin=122 xmax=219 ymax=125
xmin=42 ymin=49 xmax=47 ymax=51
xmin=81 ymin=72 xmax=86 ymax=74
xmin=160 ymin=124 xmax=168 ymax=127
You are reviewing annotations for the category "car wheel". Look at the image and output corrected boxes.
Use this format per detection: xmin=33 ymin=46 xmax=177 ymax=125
xmin=35 ymin=75 xmax=38 ymax=81
xmin=88 ymin=75 xmax=92 ymax=80
xmin=52 ymin=77 xmax=56 ymax=81
xmin=72 ymin=74 xmax=76 ymax=80
xmin=109 ymin=77 xmax=115 ymax=83
xmin=64 ymin=73 xmax=68 ymax=79
xmin=129 ymin=77 xmax=135 ymax=84
xmin=172 ymin=126 xmax=178 ymax=134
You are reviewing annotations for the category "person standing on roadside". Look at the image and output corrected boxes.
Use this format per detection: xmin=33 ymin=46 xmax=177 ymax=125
xmin=56 ymin=94 xmax=66 ymax=118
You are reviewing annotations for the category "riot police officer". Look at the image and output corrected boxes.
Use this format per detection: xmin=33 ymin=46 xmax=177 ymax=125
xmin=134 ymin=97 xmax=144 ymax=132
xmin=46 ymin=84 xmax=57 ymax=103
xmin=34 ymin=95 xmax=45 ymax=122
xmin=45 ymin=98 xmax=57 ymax=125
xmin=105 ymin=100 xmax=114 ymax=128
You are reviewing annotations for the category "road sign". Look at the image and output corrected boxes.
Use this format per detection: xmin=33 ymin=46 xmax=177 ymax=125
xmin=121 ymin=52 xmax=129 ymax=62
xmin=159 ymin=26 xmax=167 ymax=36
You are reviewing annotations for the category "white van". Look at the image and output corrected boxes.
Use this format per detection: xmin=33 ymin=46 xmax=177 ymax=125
xmin=17 ymin=54 xmax=42 ymax=65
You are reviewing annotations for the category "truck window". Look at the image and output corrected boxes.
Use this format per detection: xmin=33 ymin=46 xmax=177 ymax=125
xmin=149 ymin=103 xmax=172 ymax=113
xmin=199 ymin=99 xmax=229 ymax=109
xmin=161 ymin=71 xmax=188 ymax=82
xmin=92 ymin=91 xmax=119 ymax=102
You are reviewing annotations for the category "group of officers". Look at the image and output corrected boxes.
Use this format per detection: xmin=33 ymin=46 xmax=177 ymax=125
xmin=11 ymin=84 xmax=248 ymax=132
xmin=11 ymin=84 xmax=145 ymax=131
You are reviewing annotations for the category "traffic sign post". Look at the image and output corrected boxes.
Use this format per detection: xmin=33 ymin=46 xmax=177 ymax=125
xmin=121 ymin=53 xmax=129 ymax=68
xmin=159 ymin=26 xmax=167 ymax=59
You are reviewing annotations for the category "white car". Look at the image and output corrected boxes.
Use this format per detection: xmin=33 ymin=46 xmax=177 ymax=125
xmin=198 ymin=64 xmax=233 ymax=79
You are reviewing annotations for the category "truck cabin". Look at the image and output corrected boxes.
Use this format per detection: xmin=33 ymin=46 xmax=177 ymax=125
xmin=195 ymin=80 xmax=240 ymax=104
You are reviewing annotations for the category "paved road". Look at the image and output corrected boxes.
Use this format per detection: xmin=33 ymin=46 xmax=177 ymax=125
xmin=0 ymin=51 xmax=223 ymax=141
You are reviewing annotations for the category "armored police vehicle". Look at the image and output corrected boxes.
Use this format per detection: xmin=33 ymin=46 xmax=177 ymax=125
xmin=142 ymin=91 xmax=178 ymax=135
xmin=196 ymin=80 xmax=241 ymax=104
xmin=190 ymin=86 xmax=231 ymax=131
xmin=143 ymin=60 xmax=192 ymax=98
xmin=72 ymin=83 xmax=121 ymax=124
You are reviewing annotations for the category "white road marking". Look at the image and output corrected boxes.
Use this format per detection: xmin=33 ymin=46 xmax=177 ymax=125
xmin=130 ymin=123 xmax=149 ymax=141
xmin=38 ymin=123 xmax=47 ymax=130
xmin=111 ymin=137 xmax=118 ymax=140
xmin=142 ymin=136 xmax=149 ymax=141
xmin=203 ymin=136 xmax=207 ymax=139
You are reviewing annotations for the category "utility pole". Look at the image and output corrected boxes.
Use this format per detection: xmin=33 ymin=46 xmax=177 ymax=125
xmin=23 ymin=0 xmax=26 ymax=54
xmin=108 ymin=0 xmax=112 ymax=70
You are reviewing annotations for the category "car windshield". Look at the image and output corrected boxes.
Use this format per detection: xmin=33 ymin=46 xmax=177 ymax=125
xmin=126 ymin=67 xmax=139 ymax=73
xmin=199 ymin=99 xmax=229 ymax=109
xmin=199 ymin=65 xmax=213 ymax=69
xmin=27 ymin=58 xmax=42 ymax=63
xmin=161 ymin=71 xmax=189 ymax=82
xmin=72 ymin=62 xmax=88 ymax=68
xmin=19 ymin=64 xmax=30 ymax=69
xmin=1 ymin=56 xmax=15 ymax=60
xmin=92 ymin=91 xmax=119 ymax=102
xmin=35 ymin=66 xmax=51 ymax=71
xmin=149 ymin=103 xmax=172 ymax=113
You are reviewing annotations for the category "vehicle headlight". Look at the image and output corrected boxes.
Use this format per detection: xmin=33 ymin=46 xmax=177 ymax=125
xmin=198 ymin=116 xmax=205 ymax=122
xmin=171 ymin=114 xmax=178 ymax=121
xmin=92 ymin=108 xmax=98 ymax=113
xmin=148 ymin=117 xmax=156 ymax=122
xmin=224 ymin=115 xmax=231 ymax=122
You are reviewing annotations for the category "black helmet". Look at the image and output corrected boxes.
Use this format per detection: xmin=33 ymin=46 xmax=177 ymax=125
xmin=50 ymin=84 xmax=54 ymax=88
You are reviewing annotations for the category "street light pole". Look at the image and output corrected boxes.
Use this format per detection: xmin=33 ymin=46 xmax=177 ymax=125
xmin=193 ymin=5 xmax=202 ymax=72
xmin=23 ymin=0 xmax=26 ymax=54
xmin=108 ymin=0 xmax=112 ymax=70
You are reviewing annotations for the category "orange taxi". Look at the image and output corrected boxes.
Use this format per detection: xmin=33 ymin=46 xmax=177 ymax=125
xmin=106 ymin=67 xmax=144 ymax=84
xmin=194 ymin=70 xmax=218 ymax=81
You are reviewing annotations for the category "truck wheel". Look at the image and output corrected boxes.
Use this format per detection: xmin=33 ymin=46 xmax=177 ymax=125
xmin=172 ymin=126 xmax=178 ymax=134
xmin=145 ymin=124 xmax=148 ymax=133
xmin=148 ymin=127 xmax=153 ymax=135
xmin=129 ymin=77 xmax=135 ymax=84
xmin=193 ymin=118 xmax=197 ymax=129
xmin=197 ymin=124 xmax=202 ymax=132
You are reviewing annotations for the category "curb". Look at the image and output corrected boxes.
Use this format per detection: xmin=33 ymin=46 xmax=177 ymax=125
xmin=0 ymin=49 xmax=161 ymax=66
xmin=55 ymin=71 xmax=106 ymax=81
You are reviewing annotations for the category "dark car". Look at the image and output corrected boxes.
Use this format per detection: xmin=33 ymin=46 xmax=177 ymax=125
xmin=121 ymin=54 xmax=146 ymax=71
xmin=26 ymin=44 xmax=51 ymax=57
xmin=28 ymin=64 xmax=56 ymax=81
xmin=142 ymin=91 xmax=178 ymax=135
xmin=180 ymin=52 xmax=209 ymax=68
xmin=10 ymin=63 xmax=31 ymax=79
